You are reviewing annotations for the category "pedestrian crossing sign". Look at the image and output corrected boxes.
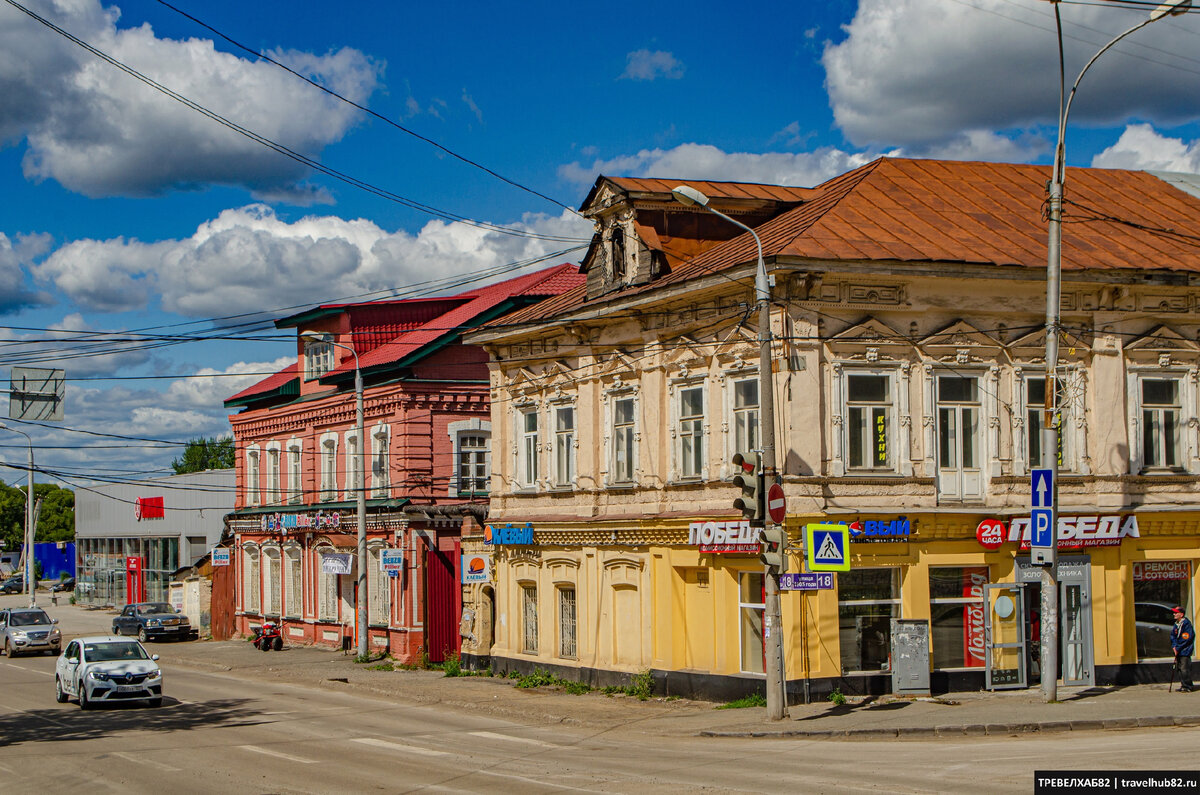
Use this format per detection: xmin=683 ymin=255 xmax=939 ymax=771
xmin=804 ymin=523 xmax=851 ymax=572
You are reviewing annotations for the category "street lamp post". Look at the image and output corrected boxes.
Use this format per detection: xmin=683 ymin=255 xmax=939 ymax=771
xmin=1041 ymin=0 xmax=1191 ymax=702
xmin=302 ymin=332 xmax=368 ymax=659
xmin=672 ymin=185 xmax=787 ymax=720
xmin=0 ymin=422 xmax=36 ymax=607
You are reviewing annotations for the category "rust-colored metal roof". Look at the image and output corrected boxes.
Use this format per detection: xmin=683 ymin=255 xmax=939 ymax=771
xmin=225 ymin=362 xmax=299 ymax=406
xmin=494 ymin=158 xmax=1200 ymax=329
xmin=604 ymin=176 xmax=816 ymax=203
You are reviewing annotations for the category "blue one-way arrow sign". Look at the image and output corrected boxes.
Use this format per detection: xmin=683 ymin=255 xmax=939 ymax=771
xmin=1031 ymin=468 xmax=1054 ymax=509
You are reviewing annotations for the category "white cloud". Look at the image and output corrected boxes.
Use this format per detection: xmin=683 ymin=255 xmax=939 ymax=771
xmin=163 ymin=357 xmax=294 ymax=410
xmin=913 ymin=129 xmax=1046 ymax=164
xmin=558 ymin=142 xmax=884 ymax=187
xmin=620 ymin=49 xmax=684 ymax=81
xmin=0 ymin=0 xmax=381 ymax=197
xmin=32 ymin=204 xmax=593 ymax=319
xmin=823 ymin=0 xmax=1200 ymax=148
xmin=1092 ymin=124 xmax=1200 ymax=173
xmin=0 ymin=232 xmax=50 ymax=312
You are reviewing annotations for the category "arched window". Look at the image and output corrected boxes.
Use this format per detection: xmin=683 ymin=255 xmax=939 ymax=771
xmin=242 ymin=545 xmax=260 ymax=614
xmin=263 ymin=547 xmax=281 ymax=616
xmin=284 ymin=544 xmax=302 ymax=618
xmin=316 ymin=544 xmax=338 ymax=621
xmin=610 ymin=226 xmax=626 ymax=280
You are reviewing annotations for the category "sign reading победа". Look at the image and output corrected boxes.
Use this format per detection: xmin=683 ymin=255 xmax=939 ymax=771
xmin=688 ymin=520 xmax=761 ymax=553
xmin=977 ymin=514 xmax=1139 ymax=550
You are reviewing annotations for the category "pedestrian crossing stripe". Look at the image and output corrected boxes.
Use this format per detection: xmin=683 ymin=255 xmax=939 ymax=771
xmin=804 ymin=523 xmax=851 ymax=572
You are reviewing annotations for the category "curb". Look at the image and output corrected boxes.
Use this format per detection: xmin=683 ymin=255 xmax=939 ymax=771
xmin=699 ymin=714 xmax=1200 ymax=739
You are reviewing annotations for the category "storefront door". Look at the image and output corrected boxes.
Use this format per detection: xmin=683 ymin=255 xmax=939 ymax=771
xmin=1017 ymin=556 xmax=1094 ymax=688
xmin=984 ymin=582 xmax=1027 ymax=690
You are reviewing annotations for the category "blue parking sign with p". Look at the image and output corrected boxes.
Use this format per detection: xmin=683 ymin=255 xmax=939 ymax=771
xmin=1031 ymin=508 xmax=1053 ymax=549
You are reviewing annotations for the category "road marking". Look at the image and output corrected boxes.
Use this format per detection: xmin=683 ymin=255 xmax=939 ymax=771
xmin=5 ymin=663 xmax=53 ymax=676
xmin=468 ymin=731 xmax=560 ymax=749
xmin=112 ymin=752 xmax=180 ymax=772
xmin=237 ymin=745 xmax=316 ymax=764
xmin=350 ymin=737 xmax=449 ymax=757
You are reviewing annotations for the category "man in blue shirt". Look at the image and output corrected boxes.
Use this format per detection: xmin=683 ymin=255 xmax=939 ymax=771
xmin=1170 ymin=606 xmax=1195 ymax=692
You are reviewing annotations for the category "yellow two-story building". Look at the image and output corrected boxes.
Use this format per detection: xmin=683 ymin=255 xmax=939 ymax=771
xmin=463 ymin=159 xmax=1200 ymax=701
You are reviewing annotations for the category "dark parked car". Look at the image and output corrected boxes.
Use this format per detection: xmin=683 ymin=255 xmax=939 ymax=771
xmin=0 ymin=574 xmax=27 ymax=594
xmin=51 ymin=577 xmax=75 ymax=593
xmin=1135 ymin=602 xmax=1178 ymax=659
xmin=112 ymin=602 xmax=195 ymax=643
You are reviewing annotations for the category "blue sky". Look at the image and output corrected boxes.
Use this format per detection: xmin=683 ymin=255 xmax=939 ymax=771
xmin=1 ymin=0 xmax=1199 ymax=488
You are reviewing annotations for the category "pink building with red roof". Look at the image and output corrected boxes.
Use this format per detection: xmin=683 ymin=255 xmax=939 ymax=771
xmin=222 ymin=264 xmax=583 ymax=662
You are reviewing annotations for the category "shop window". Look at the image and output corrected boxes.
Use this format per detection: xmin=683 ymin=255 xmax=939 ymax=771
xmin=846 ymin=373 xmax=892 ymax=471
xmin=319 ymin=435 xmax=338 ymax=501
xmin=287 ymin=440 xmax=303 ymax=504
xmin=732 ymin=378 xmax=759 ymax=457
xmin=518 ymin=410 xmax=539 ymax=489
xmin=521 ymin=584 xmax=538 ymax=653
xmin=929 ymin=567 xmax=988 ymax=670
xmin=367 ymin=546 xmax=388 ymax=626
xmin=242 ymin=546 xmax=260 ymax=614
xmin=1139 ymin=377 xmax=1182 ymax=470
xmin=558 ymin=586 xmax=577 ymax=659
xmin=1026 ymin=377 xmax=1071 ymax=471
xmin=611 ymin=396 xmax=637 ymax=484
xmin=263 ymin=548 xmax=281 ymax=616
xmin=553 ymin=406 xmax=575 ymax=488
xmin=318 ymin=547 xmax=338 ymax=621
xmin=678 ymin=386 xmax=705 ymax=479
xmin=738 ymin=571 xmax=766 ymax=675
xmin=1133 ymin=561 xmax=1192 ymax=660
xmin=285 ymin=546 xmax=302 ymax=618
xmin=838 ymin=568 xmax=901 ymax=673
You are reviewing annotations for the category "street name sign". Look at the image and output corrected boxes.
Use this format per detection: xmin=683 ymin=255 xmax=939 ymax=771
xmin=779 ymin=572 xmax=834 ymax=590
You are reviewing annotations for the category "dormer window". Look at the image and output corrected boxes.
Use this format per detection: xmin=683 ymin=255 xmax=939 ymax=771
xmin=610 ymin=226 xmax=626 ymax=281
xmin=304 ymin=335 xmax=334 ymax=381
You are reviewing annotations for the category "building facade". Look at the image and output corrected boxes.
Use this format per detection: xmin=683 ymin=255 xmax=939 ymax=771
xmin=75 ymin=469 xmax=234 ymax=608
xmin=464 ymin=160 xmax=1200 ymax=699
xmin=223 ymin=266 xmax=582 ymax=663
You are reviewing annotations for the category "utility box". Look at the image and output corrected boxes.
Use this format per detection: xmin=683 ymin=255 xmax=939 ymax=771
xmin=890 ymin=618 xmax=931 ymax=696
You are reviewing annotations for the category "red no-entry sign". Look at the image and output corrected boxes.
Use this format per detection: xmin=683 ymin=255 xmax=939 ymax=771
xmin=767 ymin=483 xmax=786 ymax=524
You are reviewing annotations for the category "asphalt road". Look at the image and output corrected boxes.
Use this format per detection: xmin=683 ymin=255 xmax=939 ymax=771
xmin=2 ymin=595 xmax=1199 ymax=793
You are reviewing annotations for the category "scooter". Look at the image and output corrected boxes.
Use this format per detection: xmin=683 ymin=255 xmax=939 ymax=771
xmin=254 ymin=620 xmax=283 ymax=651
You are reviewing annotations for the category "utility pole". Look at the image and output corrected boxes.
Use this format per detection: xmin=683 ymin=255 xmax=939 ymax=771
xmin=670 ymin=184 xmax=786 ymax=720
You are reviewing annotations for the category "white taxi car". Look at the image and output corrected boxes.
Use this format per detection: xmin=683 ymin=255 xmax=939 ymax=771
xmin=55 ymin=636 xmax=162 ymax=709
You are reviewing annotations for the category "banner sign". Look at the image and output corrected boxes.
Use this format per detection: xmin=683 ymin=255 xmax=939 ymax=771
xmin=461 ymin=554 xmax=491 ymax=584
xmin=961 ymin=567 xmax=987 ymax=668
xmin=211 ymin=548 xmax=231 ymax=567
xmin=262 ymin=511 xmax=342 ymax=533
xmin=135 ymin=496 xmax=165 ymax=521
xmin=484 ymin=523 xmax=534 ymax=546
xmin=1132 ymin=560 xmax=1190 ymax=581
xmin=380 ymin=549 xmax=404 ymax=572
xmin=847 ymin=517 xmax=911 ymax=543
xmin=779 ymin=572 xmax=833 ymax=590
xmin=687 ymin=520 xmax=761 ymax=553
xmin=976 ymin=515 xmax=1139 ymax=550
xmin=321 ymin=553 xmax=352 ymax=575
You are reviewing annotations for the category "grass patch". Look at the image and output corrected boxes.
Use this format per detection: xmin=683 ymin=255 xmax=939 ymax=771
xmin=828 ymin=688 xmax=846 ymax=706
xmin=626 ymin=670 xmax=654 ymax=701
xmin=717 ymin=693 xmax=767 ymax=709
xmin=364 ymin=661 xmax=394 ymax=671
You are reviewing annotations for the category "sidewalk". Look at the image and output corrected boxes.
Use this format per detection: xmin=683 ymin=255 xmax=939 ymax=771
xmin=26 ymin=598 xmax=1200 ymax=739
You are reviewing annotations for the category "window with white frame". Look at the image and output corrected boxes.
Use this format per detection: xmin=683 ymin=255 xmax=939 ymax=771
xmin=553 ymin=406 xmax=575 ymax=487
xmin=304 ymin=336 xmax=334 ymax=381
xmin=285 ymin=545 xmax=302 ymax=618
xmin=846 ymin=373 xmax=892 ymax=471
xmin=318 ymin=547 xmax=338 ymax=620
xmin=245 ymin=447 xmax=261 ymax=507
xmin=371 ymin=425 xmax=390 ymax=498
xmin=320 ymin=435 xmax=337 ymax=501
xmin=367 ymin=545 xmax=387 ymax=626
xmin=611 ymin=396 xmax=636 ymax=484
xmin=518 ymin=409 xmax=539 ymax=488
xmin=678 ymin=386 xmax=705 ymax=479
xmin=457 ymin=434 xmax=489 ymax=495
xmin=287 ymin=440 xmax=302 ymax=504
xmin=1139 ymin=376 xmax=1183 ymax=469
xmin=738 ymin=571 xmax=765 ymax=674
xmin=1025 ymin=376 xmax=1071 ymax=470
xmin=521 ymin=583 xmax=538 ymax=653
xmin=263 ymin=547 xmax=281 ymax=616
xmin=266 ymin=446 xmax=281 ymax=504
xmin=937 ymin=375 xmax=980 ymax=471
xmin=558 ymin=586 xmax=577 ymax=658
xmin=344 ymin=431 xmax=361 ymax=502
xmin=732 ymin=378 xmax=759 ymax=457
xmin=242 ymin=546 xmax=260 ymax=613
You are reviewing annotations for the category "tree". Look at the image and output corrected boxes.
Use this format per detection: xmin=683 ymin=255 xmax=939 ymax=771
xmin=0 ymin=481 xmax=75 ymax=552
xmin=172 ymin=436 xmax=236 ymax=474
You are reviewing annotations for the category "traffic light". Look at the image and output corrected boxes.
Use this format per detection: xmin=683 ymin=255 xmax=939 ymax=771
xmin=731 ymin=452 xmax=764 ymax=526
xmin=759 ymin=524 xmax=787 ymax=572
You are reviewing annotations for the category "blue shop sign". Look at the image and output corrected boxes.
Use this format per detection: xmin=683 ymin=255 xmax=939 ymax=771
xmin=846 ymin=517 xmax=912 ymax=542
xmin=484 ymin=523 xmax=534 ymax=546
